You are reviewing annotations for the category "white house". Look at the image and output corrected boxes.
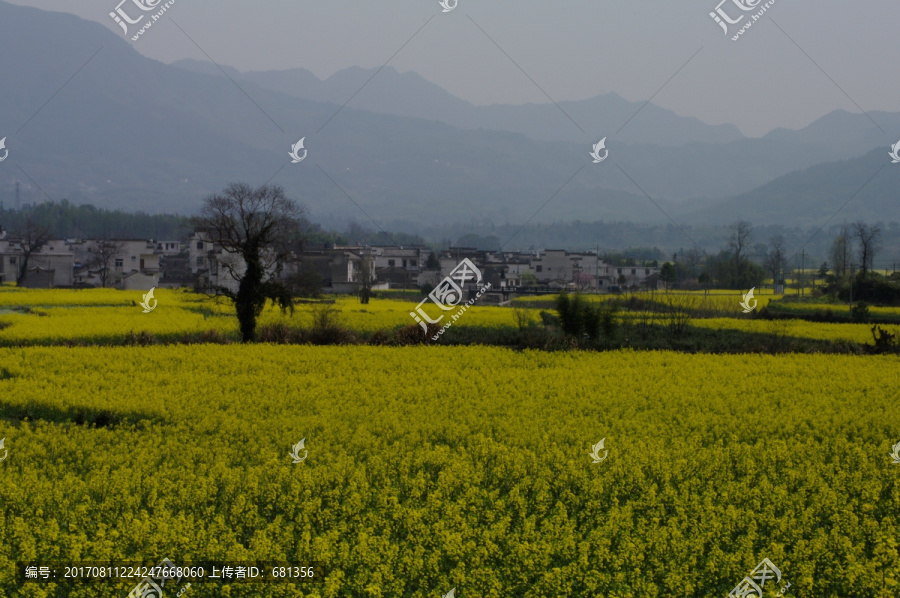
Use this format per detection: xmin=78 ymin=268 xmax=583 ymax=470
xmin=0 ymin=238 xmax=74 ymax=287
xmin=190 ymin=231 xmax=280 ymax=294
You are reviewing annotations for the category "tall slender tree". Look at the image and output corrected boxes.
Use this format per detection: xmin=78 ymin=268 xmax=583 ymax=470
xmin=853 ymin=221 xmax=881 ymax=277
xmin=763 ymin=234 xmax=787 ymax=290
xmin=726 ymin=219 xmax=753 ymax=287
xmin=830 ymin=225 xmax=851 ymax=279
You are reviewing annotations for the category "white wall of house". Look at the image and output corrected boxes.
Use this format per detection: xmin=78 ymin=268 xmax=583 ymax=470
xmin=532 ymin=250 xmax=603 ymax=285
xmin=155 ymin=241 xmax=181 ymax=255
xmin=122 ymin=271 xmax=159 ymax=291
xmin=211 ymin=250 xmax=245 ymax=294
xmin=602 ymin=264 xmax=660 ymax=287
xmin=30 ymin=253 xmax=74 ymax=287
xmin=0 ymin=240 xmax=16 ymax=284
xmin=190 ymin=232 xmax=282 ymax=294
xmin=115 ymin=240 xmax=160 ymax=275
xmin=373 ymin=247 xmax=424 ymax=272
xmin=189 ymin=233 xmax=211 ymax=274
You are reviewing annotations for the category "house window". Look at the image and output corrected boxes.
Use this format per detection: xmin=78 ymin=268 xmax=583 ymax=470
xmin=132 ymin=256 xmax=136 ymax=261
xmin=196 ymin=241 xmax=203 ymax=249
xmin=196 ymin=257 xmax=205 ymax=267
xmin=645 ymin=269 xmax=650 ymax=275
xmin=388 ymin=259 xmax=395 ymax=267
xmin=617 ymin=268 xmax=622 ymax=274
xmin=115 ymin=259 xmax=124 ymax=269
xmin=410 ymin=260 xmax=417 ymax=267
xmin=402 ymin=260 xmax=407 ymax=268
xmin=536 ymin=265 xmax=542 ymax=272
xmin=9 ymin=257 xmax=16 ymax=265
xmin=631 ymin=269 xmax=636 ymax=275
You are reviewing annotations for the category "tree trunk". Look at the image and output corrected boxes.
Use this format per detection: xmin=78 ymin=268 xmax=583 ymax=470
xmin=235 ymin=252 xmax=263 ymax=343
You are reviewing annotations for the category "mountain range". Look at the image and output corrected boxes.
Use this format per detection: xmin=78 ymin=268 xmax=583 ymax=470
xmin=0 ymin=0 xmax=897 ymax=234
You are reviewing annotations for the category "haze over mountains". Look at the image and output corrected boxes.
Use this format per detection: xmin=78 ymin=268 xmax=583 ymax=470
xmin=1 ymin=0 xmax=897 ymax=233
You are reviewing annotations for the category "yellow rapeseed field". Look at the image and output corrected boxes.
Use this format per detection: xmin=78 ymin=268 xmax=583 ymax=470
xmin=0 ymin=288 xmax=519 ymax=344
xmin=512 ymin=291 xmax=777 ymax=313
xmin=691 ymin=318 xmax=899 ymax=344
xmin=2 ymin=286 xmax=895 ymax=348
xmin=1 ymin=346 xmax=899 ymax=597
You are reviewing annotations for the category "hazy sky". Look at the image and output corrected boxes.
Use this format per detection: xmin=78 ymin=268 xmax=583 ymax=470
xmin=10 ymin=0 xmax=900 ymax=137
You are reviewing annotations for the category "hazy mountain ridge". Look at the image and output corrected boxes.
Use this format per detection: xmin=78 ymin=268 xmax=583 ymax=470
xmin=0 ymin=1 xmax=897 ymax=230
xmin=679 ymin=147 xmax=900 ymax=226
xmin=172 ymin=57 xmax=745 ymax=147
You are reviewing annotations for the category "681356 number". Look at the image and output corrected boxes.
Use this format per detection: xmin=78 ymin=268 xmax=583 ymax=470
xmin=271 ymin=566 xmax=314 ymax=578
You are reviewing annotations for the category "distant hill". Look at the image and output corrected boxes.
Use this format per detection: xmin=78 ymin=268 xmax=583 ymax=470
xmin=679 ymin=147 xmax=900 ymax=226
xmin=172 ymin=58 xmax=745 ymax=147
xmin=1 ymin=1 xmax=898 ymax=232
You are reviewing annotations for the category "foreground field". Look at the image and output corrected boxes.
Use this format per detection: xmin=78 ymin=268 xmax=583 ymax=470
xmin=1 ymin=346 xmax=898 ymax=597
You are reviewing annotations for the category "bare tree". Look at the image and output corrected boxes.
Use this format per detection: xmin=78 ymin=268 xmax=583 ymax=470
xmin=727 ymin=219 xmax=753 ymax=266
xmin=89 ymin=238 xmax=126 ymax=288
xmin=830 ymin=225 xmax=851 ymax=279
xmin=661 ymin=293 xmax=699 ymax=338
xmin=853 ymin=221 xmax=881 ymax=277
xmin=727 ymin=219 xmax=753 ymax=286
xmin=14 ymin=219 xmax=51 ymax=285
xmin=191 ymin=183 xmax=305 ymax=342
xmin=682 ymin=246 xmax=704 ymax=277
xmin=763 ymin=235 xmax=787 ymax=290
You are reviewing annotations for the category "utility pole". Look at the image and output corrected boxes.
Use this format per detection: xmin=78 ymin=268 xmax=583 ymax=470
xmin=849 ymin=261 xmax=855 ymax=315
xmin=800 ymin=249 xmax=806 ymax=298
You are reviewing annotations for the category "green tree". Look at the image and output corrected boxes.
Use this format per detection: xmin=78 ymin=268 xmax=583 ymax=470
xmin=698 ymin=271 xmax=710 ymax=294
xmin=556 ymin=291 xmax=617 ymax=341
xmin=519 ymin=271 xmax=538 ymax=287
xmin=660 ymin=262 xmax=676 ymax=289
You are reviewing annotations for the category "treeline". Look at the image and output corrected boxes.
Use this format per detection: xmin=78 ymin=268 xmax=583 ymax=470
xmin=413 ymin=219 xmax=900 ymax=263
xmin=0 ymin=201 xmax=191 ymax=240
xmin=309 ymin=221 xmax=428 ymax=249
xmin=655 ymin=219 xmax=900 ymax=304
xmin=0 ymin=202 xmax=429 ymax=248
